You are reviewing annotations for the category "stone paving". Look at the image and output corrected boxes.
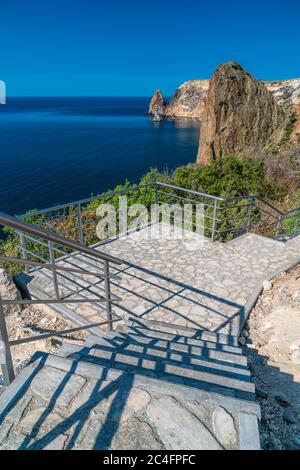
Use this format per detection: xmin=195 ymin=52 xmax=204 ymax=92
xmin=24 ymin=222 xmax=300 ymax=336
xmin=0 ymin=343 xmax=260 ymax=450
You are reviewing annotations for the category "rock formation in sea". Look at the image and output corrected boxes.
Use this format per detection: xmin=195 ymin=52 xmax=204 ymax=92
xmin=196 ymin=62 xmax=285 ymax=164
xmin=149 ymin=80 xmax=209 ymax=119
xmin=149 ymin=90 xmax=166 ymax=115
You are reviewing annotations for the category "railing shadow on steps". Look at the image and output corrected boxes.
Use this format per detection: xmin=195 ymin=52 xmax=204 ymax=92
xmin=0 ymin=211 xmax=123 ymax=387
xmin=23 ymin=347 xmax=300 ymax=449
xmin=2 ymin=332 xmax=298 ymax=449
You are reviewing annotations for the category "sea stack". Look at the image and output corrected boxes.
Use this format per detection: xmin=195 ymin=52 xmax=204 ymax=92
xmin=148 ymin=90 xmax=165 ymax=115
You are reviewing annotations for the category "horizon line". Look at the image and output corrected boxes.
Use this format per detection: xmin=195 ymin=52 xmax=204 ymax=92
xmin=4 ymin=95 xmax=155 ymax=98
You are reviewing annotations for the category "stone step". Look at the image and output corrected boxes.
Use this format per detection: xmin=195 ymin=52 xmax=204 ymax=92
xmin=127 ymin=318 xmax=239 ymax=347
xmin=45 ymin=352 xmax=260 ymax=416
xmin=83 ymin=337 xmax=251 ymax=381
xmin=58 ymin=343 xmax=255 ymax=400
xmin=118 ymin=324 xmax=243 ymax=356
xmin=85 ymin=332 xmax=248 ymax=367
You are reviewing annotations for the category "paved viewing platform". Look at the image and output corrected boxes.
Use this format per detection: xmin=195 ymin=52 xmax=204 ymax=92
xmin=1 ymin=219 xmax=300 ymax=450
xmin=24 ymin=222 xmax=300 ymax=336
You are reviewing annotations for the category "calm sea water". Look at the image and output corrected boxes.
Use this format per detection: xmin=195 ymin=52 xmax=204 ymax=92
xmin=0 ymin=97 xmax=200 ymax=215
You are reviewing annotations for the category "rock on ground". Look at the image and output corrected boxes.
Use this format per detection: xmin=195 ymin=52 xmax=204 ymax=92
xmin=0 ymin=268 xmax=22 ymax=316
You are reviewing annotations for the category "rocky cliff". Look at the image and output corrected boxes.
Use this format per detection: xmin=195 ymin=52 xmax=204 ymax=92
xmin=196 ymin=62 xmax=285 ymax=164
xmin=264 ymin=79 xmax=300 ymax=108
xmin=149 ymin=76 xmax=300 ymax=120
xmin=149 ymin=80 xmax=209 ymax=119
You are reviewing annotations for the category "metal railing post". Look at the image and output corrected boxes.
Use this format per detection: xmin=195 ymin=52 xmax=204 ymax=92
xmin=292 ymin=211 xmax=300 ymax=236
xmin=154 ymin=183 xmax=159 ymax=224
xmin=275 ymin=214 xmax=282 ymax=238
xmin=211 ymin=199 xmax=217 ymax=241
xmin=247 ymin=197 xmax=254 ymax=233
xmin=19 ymin=232 xmax=29 ymax=274
xmin=103 ymin=260 xmax=113 ymax=332
xmin=77 ymin=204 xmax=84 ymax=244
xmin=0 ymin=295 xmax=15 ymax=386
xmin=48 ymin=241 xmax=60 ymax=300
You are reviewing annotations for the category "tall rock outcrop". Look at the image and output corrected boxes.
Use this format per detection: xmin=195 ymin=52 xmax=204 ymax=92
xmin=196 ymin=62 xmax=285 ymax=164
xmin=149 ymin=80 xmax=209 ymax=119
xmin=149 ymin=90 xmax=166 ymax=115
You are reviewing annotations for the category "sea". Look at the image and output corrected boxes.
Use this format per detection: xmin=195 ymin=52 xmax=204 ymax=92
xmin=0 ymin=97 xmax=200 ymax=215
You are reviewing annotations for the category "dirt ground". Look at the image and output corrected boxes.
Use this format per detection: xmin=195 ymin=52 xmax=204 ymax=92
xmin=0 ymin=305 xmax=87 ymax=395
xmin=242 ymin=264 xmax=300 ymax=450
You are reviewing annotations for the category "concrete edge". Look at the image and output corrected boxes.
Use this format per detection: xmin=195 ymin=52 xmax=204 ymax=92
xmin=0 ymin=354 xmax=47 ymax=422
xmin=238 ymin=254 xmax=300 ymax=335
xmin=239 ymin=413 xmax=261 ymax=450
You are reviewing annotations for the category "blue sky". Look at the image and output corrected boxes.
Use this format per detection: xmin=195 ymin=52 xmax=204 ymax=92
xmin=1 ymin=0 xmax=299 ymax=96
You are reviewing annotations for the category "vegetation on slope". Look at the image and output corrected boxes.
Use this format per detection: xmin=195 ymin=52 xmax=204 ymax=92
xmin=1 ymin=154 xmax=300 ymax=276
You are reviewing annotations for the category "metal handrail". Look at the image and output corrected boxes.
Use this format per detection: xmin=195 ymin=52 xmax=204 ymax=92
xmin=0 ymin=211 xmax=124 ymax=387
xmin=283 ymin=205 xmax=300 ymax=216
xmin=14 ymin=180 xmax=300 ymax=242
xmin=255 ymin=196 xmax=284 ymax=216
xmin=17 ymin=183 xmax=155 ymax=218
xmin=0 ymin=211 xmax=122 ymax=265
xmin=0 ymin=256 xmax=121 ymax=280
xmin=156 ymin=181 xmax=256 ymax=203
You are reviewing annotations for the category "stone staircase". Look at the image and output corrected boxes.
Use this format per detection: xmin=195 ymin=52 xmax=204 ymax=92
xmin=0 ymin=317 xmax=260 ymax=450
xmin=60 ymin=318 xmax=255 ymax=401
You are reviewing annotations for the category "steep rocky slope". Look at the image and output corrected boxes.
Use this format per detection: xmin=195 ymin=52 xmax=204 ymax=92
xmin=196 ymin=62 xmax=285 ymax=164
xmin=264 ymin=79 xmax=300 ymax=108
xmin=244 ymin=264 xmax=300 ymax=450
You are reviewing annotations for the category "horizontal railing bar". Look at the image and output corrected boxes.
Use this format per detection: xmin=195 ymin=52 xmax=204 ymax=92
xmin=33 ymin=268 xmax=114 ymax=302
xmin=17 ymin=233 xmax=49 ymax=248
xmin=0 ymin=297 xmax=118 ymax=306
xmin=217 ymin=224 xmax=248 ymax=234
xmin=158 ymin=212 xmax=210 ymax=231
xmin=255 ymin=219 xmax=278 ymax=228
xmin=255 ymin=196 xmax=284 ymax=215
xmin=217 ymin=214 xmax=249 ymax=224
xmin=283 ymin=206 xmax=300 ymax=215
xmin=156 ymin=182 xmax=224 ymax=201
xmin=156 ymin=182 xmax=255 ymax=203
xmin=175 ymin=207 xmax=221 ymax=221
xmin=156 ymin=190 xmax=216 ymax=208
xmin=17 ymin=184 xmax=155 ymax=218
xmin=16 ymin=246 xmax=49 ymax=263
xmin=16 ymin=233 xmax=71 ymax=259
xmin=253 ymin=206 xmax=278 ymax=219
xmin=158 ymin=209 xmax=214 ymax=223
xmin=281 ymin=213 xmax=300 ymax=220
xmin=8 ymin=318 xmax=122 ymax=346
xmin=217 ymin=203 xmax=251 ymax=211
xmin=0 ymin=256 xmax=121 ymax=280
xmin=0 ymin=211 xmax=122 ymax=265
